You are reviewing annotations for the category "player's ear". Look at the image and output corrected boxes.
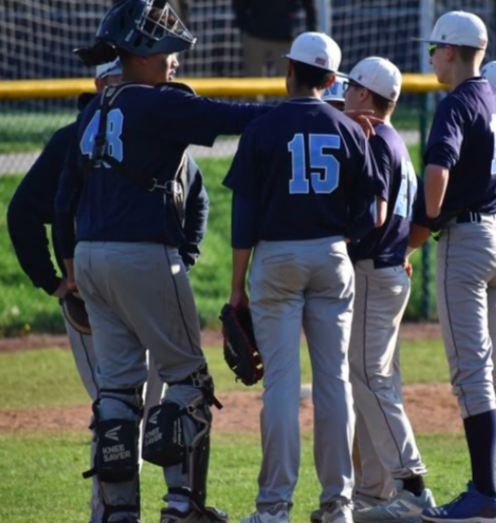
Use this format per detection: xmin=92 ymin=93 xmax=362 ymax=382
xmin=287 ymin=59 xmax=294 ymax=78
xmin=446 ymin=45 xmax=456 ymax=62
xmin=359 ymin=87 xmax=369 ymax=102
xmin=95 ymin=77 xmax=104 ymax=94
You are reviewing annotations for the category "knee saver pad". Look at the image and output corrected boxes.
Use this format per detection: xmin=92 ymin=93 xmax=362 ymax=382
xmin=142 ymin=400 xmax=186 ymax=467
xmin=95 ymin=418 xmax=139 ymax=482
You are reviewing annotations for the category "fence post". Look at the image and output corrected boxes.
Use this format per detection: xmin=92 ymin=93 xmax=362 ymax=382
xmin=419 ymin=93 xmax=431 ymax=320
xmin=419 ymin=0 xmax=434 ymax=320
xmin=317 ymin=0 xmax=331 ymax=35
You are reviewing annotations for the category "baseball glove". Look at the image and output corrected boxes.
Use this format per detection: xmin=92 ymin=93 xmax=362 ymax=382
xmin=219 ymin=304 xmax=263 ymax=386
xmin=61 ymin=292 xmax=92 ymax=335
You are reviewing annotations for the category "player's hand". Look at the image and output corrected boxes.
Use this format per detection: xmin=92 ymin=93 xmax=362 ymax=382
xmin=404 ymin=259 xmax=413 ymax=278
xmin=64 ymin=258 xmax=78 ymax=292
xmin=52 ymin=277 xmax=69 ymax=298
xmin=230 ymin=288 xmax=249 ymax=310
xmin=343 ymin=110 xmax=383 ymax=139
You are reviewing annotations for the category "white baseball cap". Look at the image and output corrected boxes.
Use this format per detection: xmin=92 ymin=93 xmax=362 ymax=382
xmin=95 ymin=58 xmax=122 ymax=79
xmin=414 ymin=11 xmax=488 ymax=49
xmin=322 ymin=76 xmax=346 ymax=103
xmin=482 ymin=61 xmax=496 ymax=87
xmin=285 ymin=32 xmax=341 ymax=72
xmin=348 ymin=57 xmax=402 ymax=102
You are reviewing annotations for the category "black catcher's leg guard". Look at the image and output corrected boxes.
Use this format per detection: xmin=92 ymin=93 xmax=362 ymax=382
xmin=84 ymin=388 xmax=143 ymax=523
xmin=143 ymin=367 xmax=227 ymax=522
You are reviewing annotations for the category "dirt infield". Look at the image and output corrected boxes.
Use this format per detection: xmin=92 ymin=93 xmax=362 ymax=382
xmin=0 ymin=382 xmax=460 ymax=435
xmin=0 ymin=323 xmax=442 ymax=354
xmin=0 ymin=324 xmax=454 ymax=435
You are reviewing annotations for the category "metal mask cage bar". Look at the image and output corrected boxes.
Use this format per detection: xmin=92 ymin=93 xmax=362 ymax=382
xmin=137 ymin=1 xmax=196 ymax=46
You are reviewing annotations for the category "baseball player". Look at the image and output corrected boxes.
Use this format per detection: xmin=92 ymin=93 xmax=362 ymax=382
xmin=224 ymin=31 xmax=379 ymax=523
xmin=342 ymin=57 xmax=434 ymax=523
xmin=414 ymin=11 xmax=496 ymax=523
xmin=5 ymin=59 xmax=166 ymax=523
xmin=55 ymin=2 xmax=272 ymax=523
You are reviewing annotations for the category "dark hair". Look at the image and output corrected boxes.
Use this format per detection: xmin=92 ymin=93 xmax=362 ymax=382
xmin=293 ymin=60 xmax=334 ymax=90
xmin=456 ymin=45 xmax=484 ymax=64
xmin=370 ymin=90 xmax=396 ymax=115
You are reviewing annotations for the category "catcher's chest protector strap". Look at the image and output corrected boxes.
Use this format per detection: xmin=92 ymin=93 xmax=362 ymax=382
xmin=89 ymin=83 xmax=189 ymax=228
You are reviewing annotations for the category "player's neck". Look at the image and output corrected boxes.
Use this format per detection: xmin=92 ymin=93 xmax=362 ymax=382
xmin=449 ymin=63 xmax=480 ymax=90
xmin=121 ymin=67 xmax=160 ymax=86
xmin=288 ymin=86 xmax=322 ymax=100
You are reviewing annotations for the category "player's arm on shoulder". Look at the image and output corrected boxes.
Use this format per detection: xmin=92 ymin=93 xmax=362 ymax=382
xmin=7 ymin=126 xmax=72 ymax=296
xmin=156 ymin=86 xmax=272 ymax=147
xmin=179 ymin=157 xmax=209 ymax=271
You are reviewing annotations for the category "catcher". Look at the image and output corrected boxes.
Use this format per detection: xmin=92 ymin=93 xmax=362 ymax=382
xmin=7 ymin=57 xmax=207 ymax=523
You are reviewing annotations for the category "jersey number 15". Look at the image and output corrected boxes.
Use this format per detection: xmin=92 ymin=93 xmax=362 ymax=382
xmin=288 ymin=133 xmax=341 ymax=194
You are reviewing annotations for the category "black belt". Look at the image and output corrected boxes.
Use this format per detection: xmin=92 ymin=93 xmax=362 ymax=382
xmin=456 ymin=211 xmax=483 ymax=224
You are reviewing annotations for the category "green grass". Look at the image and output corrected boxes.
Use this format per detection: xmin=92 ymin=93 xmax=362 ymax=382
xmin=0 ymin=339 xmax=449 ymax=409
xmin=0 ymin=431 xmax=468 ymax=523
xmin=0 ymin=111 xmax=77 ymax=153
xmin=0 ymin=145 xmax=435 ymax=334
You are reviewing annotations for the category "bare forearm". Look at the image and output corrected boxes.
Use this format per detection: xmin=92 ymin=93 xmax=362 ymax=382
xmin=424 ymin=164 xmax=449 ymax=218
xmin=376 ymin=196 xmax=387 ymax=227
xmin=409 ymin=223 xmax=431 ymax=249
xmin=232 ymin=248 xmax=252 ymax=291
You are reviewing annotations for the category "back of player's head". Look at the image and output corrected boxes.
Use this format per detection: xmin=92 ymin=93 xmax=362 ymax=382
xmin=74 ymin=0 xmax=196 ymax=66
xmin=347 ymin=57 xmax=401 ymax=113
xmin=415 ymin=11 xmax=487 ymax=64
xmin=481 ymin=61 xmax=496 ymax=88
xmin=285 ymin=32 xmax=341 ymax=89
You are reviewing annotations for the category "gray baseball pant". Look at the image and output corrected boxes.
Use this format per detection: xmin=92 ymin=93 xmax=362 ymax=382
xmin=436 ymin=217 xmax=496 ymax=418
xmin=75 ymin=241 xmax=206 ymax=522
xmin=349 ymin=260 xmax=427 ymax=499
xmin=353 ymin=339 xmax=403 ymax=500
xmin=248 ymin=237 xmax=355 ymax=512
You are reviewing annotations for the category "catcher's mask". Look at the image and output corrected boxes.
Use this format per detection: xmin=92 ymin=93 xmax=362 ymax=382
xmin=74 ymin=0 xmax=196 ymax=66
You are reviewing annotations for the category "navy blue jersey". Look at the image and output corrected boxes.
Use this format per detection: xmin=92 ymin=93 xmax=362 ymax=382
xmin=55 ymin=83 xmax=270 ymax=255
xmin=223 ymin=98 xmax=377 ymax=246
xmin=425 ymin=77 xmax=496 ymax=214
xmin=7 ymin=123 xmax=75 ymax=294
xmin=349 ymin=124 xmax=425 ymax=267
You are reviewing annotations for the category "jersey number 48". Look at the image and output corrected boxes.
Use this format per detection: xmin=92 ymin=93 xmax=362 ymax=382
xmin=80 ymin=109 xmax=124 ymax=165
